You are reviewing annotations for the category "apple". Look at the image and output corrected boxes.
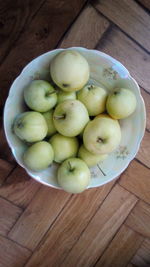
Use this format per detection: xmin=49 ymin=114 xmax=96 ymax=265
xmin=83 ymin=116 xmax=121 ymax=154
xmin=57 ymin=158 xmax=91 ymax=193
xmin=53 ymin=100 xmax=89 ymax=137
xmin=77 ymin=84 xmax=108 ymax=116
xmin=106 ymin=88 xmax=137 ymax=119
xmin=57 ymin=89 xmax=76 ymax=104
xmin=50 ymin=50 xmax=90 ymax=92
xmin=49 ymin=133 xmax=79 ymax=163
xmin=43 ymin=110 xmax=56 ymax=137
xmin=13 ymin=111 xmax=48 ymax=142
xmin=24 ymin=80 xmax=57 ymax=112
xmin=78 ymin=145 xmax=108 ymax=167
xmin=23 ymin=141 xmax=54 ymax=171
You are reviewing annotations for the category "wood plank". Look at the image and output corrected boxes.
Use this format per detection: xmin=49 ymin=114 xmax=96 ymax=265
xmin=93 ymin=0 xmax=150 ymax=51
xmin=132 ymin=238 xmax=150 ymax=267
xmin=136 ymin=130 xmax=150 ymax=168
xmin=60 ymin=5 xmax=110 ymax=48
xmin=58 ymin=184 xmax=137 ymax=267
xmin=0 ymin=235 xmax=31 ymax=267
xmin=8 ymin=186 xmax=71 ymax=251
xmin=119 ymin=160 xmax=150 ymax=204
xmin=0 ymin=197 xmax=22 ymax=236
xmin=95 ymin=224 xmax=143 ymax=267
xmin=141 ymin=89 xmax=150 ymax=131
xmin=0 ymin=166 xmax=40 ymax=208
xmin=24 ymin=181 xmax=116 ymax=267
xmin=0 ymin=0 xmax=86 ymax=110
xmin=0 ymin=117 xmax=16 ymax=163
xmin=0 ymin=158 xmax=14 ymax=185
xmin=137 ymin=0 xmax=150 ymax=10
xmin=125 ymin=201 xmax=150 ymax=238
xmin=97 ymin=26 xmax=150 ymax=93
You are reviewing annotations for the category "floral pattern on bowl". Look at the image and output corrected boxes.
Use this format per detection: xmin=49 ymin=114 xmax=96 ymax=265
xmin=4 ymin=47 xmax=146 ymax=189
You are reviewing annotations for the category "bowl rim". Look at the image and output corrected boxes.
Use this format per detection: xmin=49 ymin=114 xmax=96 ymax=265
xmin=3 ymin=47 xmax=146 ymax=189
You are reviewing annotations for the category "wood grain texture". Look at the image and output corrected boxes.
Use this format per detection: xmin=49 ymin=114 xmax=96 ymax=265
xmin=136 ymin=131 xmax=150 ymax=168
xmin=60 ymin=5 xmax=110 ymax=48
xmin=97 ymin=26 xmax=150 ymax=93
xmin=126 ymin=201 xmax=150 ymax=238
xmin=132 ymin=238 xmax=150 ymax=267
xmin=0 ymin=235 xmax=31 ymax=267
xmin=0 ymin=166 xmax=40 ymax=208
xmin=137 ymin=0 xmax=150 ymax=10
xmin=9 ymin=186 xmax=70 ymax=251
xmin=24 ymin=181 xmax=116 ymax=267
xmin=93 ymin=0 xmax=150 ymax=51
xmin=0 ymin=0 xmax=46 ymax=65
xmin=60 ymin=184 xmax=137 ymax=267
xmin=0 ymin=0 xmax=86 ymax=110
xmin=0 ymin=197 xmax=22 ymax=236
xmin=0 ymin=158 xmax=14 ymax=185
xmin=141 ymin=89 xmax=150 ymax=131
xmin=95 ymin=224 xmax=144 ymax=267
xmin=119 ymin=160 xmax=150 ymax=204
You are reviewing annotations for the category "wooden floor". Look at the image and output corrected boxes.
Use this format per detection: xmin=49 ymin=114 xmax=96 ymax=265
xmin=0 ymin=0 xmax=150 ymax=266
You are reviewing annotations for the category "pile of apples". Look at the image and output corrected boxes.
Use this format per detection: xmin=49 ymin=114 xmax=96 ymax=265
xmin=13 ymin=50 xmax=137 ymax=193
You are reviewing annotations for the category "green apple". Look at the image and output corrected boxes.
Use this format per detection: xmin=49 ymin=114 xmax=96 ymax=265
xmin=13 ymin=111 xmax=48 ymax=142
xmin=78 ymin=145 xmax=108 ymax=167
xmin=53 ymin=100 xmax=89 ymax=137
xmin=106 ymin=88 xmax=137 ymax=119
xmin=24 ymin=80 xmax=57 ymax=112
xmin=43 ymin=110 xmax=56 ymax=137
xmin=77 ymin=84 xmax=108 ymax=116
xmin=50 ymin=50 xmax=90 ymax=92
xmin=49 ymin=133 xmax=79 ymax=163
xmin=57 ymin=89 xmax=76 ymax=104
xmin=57 ymin=158 xmax=91 ymax=193
xmin=23 ymin=141 xmax=54 ymax=171
xmin=83 ymin=116 xmax=121 ymax=154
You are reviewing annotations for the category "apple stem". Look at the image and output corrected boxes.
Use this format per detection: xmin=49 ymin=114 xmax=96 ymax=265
xmin=54 ymin=114 xmax=66 ymax=120
xmin=17 ymin=121 xmax=23 ymax=129
xmin=68 ymin=161 xmax=74 ymax=172
xmin=97 ymin=137 xmax=103 ymax=143
xmin=46 ymin=90 xmax=56 ymax=97
xmin=97 ymin=164 xmax=106 ymax=176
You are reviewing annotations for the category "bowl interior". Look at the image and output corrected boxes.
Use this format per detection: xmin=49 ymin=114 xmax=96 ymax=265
xmin=4 ymin=47 xmax=146 ymax=189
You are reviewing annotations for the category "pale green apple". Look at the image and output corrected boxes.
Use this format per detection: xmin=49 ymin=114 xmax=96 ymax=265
xmin=43 ymin=110 xmax=56 ymax=137
xmin=24 ymin=80 xmax=57 ymax=112
xmin=83 ymin=116 xmax=121 ymax=154
xmin=57 ymin=89 xmax=76 ymax=104
xmin=50 ymin=50 xmax=90 ymax=92
xmin=77 ymin=84 xmax=108 ymax=116
xmin=53 ymin=100 xmax=89 ymax=137
xmin=57 ymin=158 xmax=91 ymax=193
xmin=106 ymin=88 xmax=137 ymax=119
xmin=78 ymin=145 xmax=108 ymax=167
xmin=49 ymin=133 xmax=79 ymax=163
xmin=13 ymin=111 xmax=48 ymax=142
xmin=23 ymin=141 xmax=54 ymax=171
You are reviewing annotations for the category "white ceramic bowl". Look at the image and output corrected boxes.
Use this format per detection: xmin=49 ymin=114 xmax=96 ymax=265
xmin=4 ymin=47 xmax=146 ymax=189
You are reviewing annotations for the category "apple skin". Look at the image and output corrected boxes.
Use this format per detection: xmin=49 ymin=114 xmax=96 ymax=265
xmin=106 ymin=88 xmax=137 ymax=119
xmin=78 ymin=145 xmax=108 ymax=167
xmin=13 ymin=111 xmax=48 ymax=142
xmin=83 ymin=116 xmax=121 ymax=154
xmin=57 ymin=158 xmax=91 ymax=193
xmin=24 ymin=80 xmax=57 ymax=112
xmin=50 ymin=50 xmax=90 ymax=92
xmin=49 ymin=133 xmax=79 ymax=163
xmin=43 ymin=110 xmax=56 ymax=137
xmin=53 ymin=100 xmax=89 ymax=137
xmin=57 ymin=89 xmax=76 ymax=104
xmin=23 ymin=141 xmax=54 ymax=171
xmin=77 ymin=84 xmax=108 ymax=116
